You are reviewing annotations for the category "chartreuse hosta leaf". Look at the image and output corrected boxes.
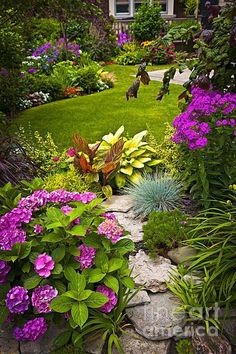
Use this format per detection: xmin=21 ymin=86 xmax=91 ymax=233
xmin=120 ymin=166 xmax=133 ymax=176
xmin=102 ymin=125 xmax=124 ymax=145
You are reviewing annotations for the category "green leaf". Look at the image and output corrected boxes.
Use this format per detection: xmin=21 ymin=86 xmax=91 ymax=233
xmin=50 ymin=295 xmax=75 ymax=313
xmin=24 ymin=274 xmax=41 ymax=289
xmin=108 ymin=258 xmax=124 ymax=272
xmin=52 ymin=246 xmax=66 ymax=262
xmin=29 ymin=252 xmax=40 ymax=263
xmin=95 ymin=250 xmax=109 ymax=272
xmin=77 ymin=290 xmax=93 ymax=301
xmin=52 ymin=263 xmax=63 ymax=275
xmin=41 ymin=233 xmax=63 ymax=243
xmin=64 ymin=290 xmax=79 ymax=300
xmin=88 ymin=268 xmax=106 ymax=283
xmin=68 ymin=205 xmax=86 ymax=222
xmin=46 ymin=207 xmax=69 ymax=228
xmin=103 ymin=275 xmax=119 ymax=294
xmin=85 ymin=291 xmax=109 ymax=308
xmin=53 ymin=330 xmax=72 ymax=349
xmin=19 ymin=242 xmax=32 ymax=259
xmin=64 ymin=266 xmax=77 ymax=283
xmin=121 ymin=276 xmax=135 ymax=289
xmin=22 ymin=262 xmax=31 ymax=273
xmin=54 ymin=280 xmax=66 ymax=295
xmin=0 ymin=306 xmax=9 ymax=325
xmin=69 ymin=246 xmax=80 ymax=257
xmin=70 ymin=273 xmax=87 ymax=294
xmin=115 ymin=238 xmax=134 ymax=254
xmin=67 ymin=225 xmax=87 ymax=237
xmin=71 ymin=302 xmax=88 ymax=328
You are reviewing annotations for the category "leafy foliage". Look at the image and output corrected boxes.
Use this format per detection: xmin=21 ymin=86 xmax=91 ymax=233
xmin=168 ymin=199 xmax=236 ymax=329
xmin=176 ymin=339 xmax=194 ymax=354
xmin=130 ymin=2 xmax=165 ymax=42
xmin=126 ymin=174 xmax=182 ymax=217
xmin=143 ymin=210 xmax=189 ymax=258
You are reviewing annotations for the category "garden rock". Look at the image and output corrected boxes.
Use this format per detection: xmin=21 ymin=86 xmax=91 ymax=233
xmin=114 ymin=211 xmax=145 ymax=243
xmin=125 ymin=292 xmax=186 ymax=340
xmin=84 ymin=332 xmax=104 ymax=354
xmin=113 ymin=328 xmax=171 ymax=354
xmin=102 ymin=195 xmax=133 ymax=213
xmin=167 ymin=246 xmax=196 ymax=265
xmin=192 ymin=332 xmax=232 ymax=354
xmin=220 ymin=308 xmax=236 ymax=346
xmin=126 ymin=290 xmax=151 ymax=308
xmin=0 ymin=326 xmax=19 ymax=354
xmin=129 ymin=250 xmax=176 ymax=292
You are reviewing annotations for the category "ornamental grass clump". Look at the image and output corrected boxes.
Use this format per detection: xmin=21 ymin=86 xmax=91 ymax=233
xmin=126 ymin=173 xmax=182 ymax=217
xmin=0 ymin=186 xmax=135 ymax=352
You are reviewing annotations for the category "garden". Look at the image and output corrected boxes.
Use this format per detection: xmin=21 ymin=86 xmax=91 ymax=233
xmin=0 ymin=0 xmax=236 ymax=353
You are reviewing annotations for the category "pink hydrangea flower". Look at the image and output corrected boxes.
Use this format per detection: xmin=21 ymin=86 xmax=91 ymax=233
xmin=6 ymin=286 xmax=30 ymax=314
xmin=34 ymin=224 xmax=43 ymax=234
xmin=96 ymin=285 xmax=117 ymax=313
xmin=34 ymin=253 xmax=55 ymax=278
xmin=75 ymin=244 xmax=96 ymax=270
xmin=97 ymin=219 xmax=124 ymax=243
xmin=14 ymin=317 xmax=48 ymax=342
xmin=101 ymin=212 xmax=117 ymax=221
xmin=32 ymin=285 xmax=58 ymax=313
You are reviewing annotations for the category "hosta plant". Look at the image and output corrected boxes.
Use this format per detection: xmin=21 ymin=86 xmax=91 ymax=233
xmin=0 ymin=187 xmax=135 ymax=352
xmin=125 ymin=173 xmax=182 ymax=217
xmin=72 ymin=126 xmax=160 ymax=196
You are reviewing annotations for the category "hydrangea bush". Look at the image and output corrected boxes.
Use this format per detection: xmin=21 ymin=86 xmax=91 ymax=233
xmin=172 ymin=88 xmax=236 ymax=206
xmin=0 ymin=188 xmax=135 ymax=350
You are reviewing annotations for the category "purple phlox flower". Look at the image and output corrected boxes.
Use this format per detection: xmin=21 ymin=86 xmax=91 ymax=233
xmin=117 ymin=32 xmax=131 ymax=46
xmin=34 ymin=253 xmax=55 ymax=278
xmin=229 ymin=118 xmax=235 ymax=127
xmin=216 ymin=120 xmax=222 ymax=126
xmin=6 ymin=286 xmax=30 ymax=314
xmin=14 ymin=317 xmax=48 ymax=342
xmin=32 ymin=285 xmax=58 ymax=313
xmin=0 ymin=260 xmax=11 ymax=285
xmin=97 ymin=219 xmax=124 ymax=243
xmin=67 ymin=148 xmax=76 ymax=157
xmin=34 ymin=224 xmax=44 ymax=234
xmin=53 ymin=156 xmax=60 ymax=162
xmin=96 ymin=285 xmax=117 ymax=313
xmin=75 ymin=244 xmax=96 ymax=270
xmin=0 ymin=68 xmax=9 ymax=76
xmin=222 ymin=119 xmax=228 ymax=126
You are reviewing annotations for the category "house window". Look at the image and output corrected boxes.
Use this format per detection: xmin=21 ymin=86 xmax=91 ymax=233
xmin=115 ymin=0 xmax=130 ymax=15
xmin=134 ymin=0 xmax=143 ymax=12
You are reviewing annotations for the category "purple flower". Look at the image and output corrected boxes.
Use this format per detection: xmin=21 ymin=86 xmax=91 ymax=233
xmin=61 ymin=205 xmax=73 ymax=215
xmin=28 ymin=68 xmax=38 ymax=74
xmin=0 ymin=228 xmax=27 ymax=251
xmin=34 ymin=224 xmax=43 ymax=234
xmin=75 ymin=244 xmax=96 ymax=270
xmin=0 ymin=261 xmax=11 ymax=285
xmin=34 ymin=253 xmax=55 ymax=278
xmin=101 ymin=212 xmax=117 ymax=221
xmin=6 ymin=286 xmax=30 ymax=314
xmin=53 ymin=156 xmax=60 ymax=162
xmin=14 ymin=317 xmax=48 ymax=342
xmin=96 ymin=285 xmax=117 ymax=313
xmin=222 ymin=119 xmax=228 ymax=126
xmin=216 ymin=120 xmax=222 ymax=126
xmin=97 ymin=219 xmax=124 ymax=243
xmin=229 ymin=119 xmax=235 ymax=127
xmin=67 ymin=148 xmax=76 ymax=157
xmin=0 ymin=68 xmax=9 ymax=76
xmin=32 ymin=285 xmax=58 ymax=313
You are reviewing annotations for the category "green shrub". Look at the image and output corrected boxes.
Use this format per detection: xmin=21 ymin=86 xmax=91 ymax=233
xmin=74 ymin=65 xmax=100 ymax=93
xmin=176 ymin=339 xmax=194 ymax=354
xmin=130 ymin=2 xmax=165 ymax=42
xmin=116 ymin=51 xmax=143 ymax=65
xmin=143 ymin=210 xmax=189 ymax=257
xmin=126 ymin=174 xmax=182 ymax=217
xmin=168 ymin=19 xmax=200 ymax=31
xmin=43 ymin=167 xmax=101 ymax=195
xmin=29 ymin=18 xmax=61 ymax=48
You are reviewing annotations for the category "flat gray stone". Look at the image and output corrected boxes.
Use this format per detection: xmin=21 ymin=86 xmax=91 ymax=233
xmin=126 ymin=292 xmax=186 ymax=340
xmin=102 ymin=195 xmax=133 ymax=213
xmin=113 ymin=328 xmax=171 ymax=354
xmin=114 ymin=211 xmax=145 ymax=243
xmin=168 ymin=246 xmax=196 ymax=265
xmin=126 ymin=290 xmax=151 ymax=308
xmin=0 ymin=326 xmax=19 ymax=354
xmin=220 ymin=309 xmax=236 ymax=346
xmin=129 ymin=250 xmax=176 ymax=293
xmin=84 ymin=332 xmax=104 ymax=354
xmin=192 ymin=332 xmax=232 ymax=354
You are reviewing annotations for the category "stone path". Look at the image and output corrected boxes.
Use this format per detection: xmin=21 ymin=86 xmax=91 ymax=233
xmin=147 ymin=68 xmax=191 ymax=85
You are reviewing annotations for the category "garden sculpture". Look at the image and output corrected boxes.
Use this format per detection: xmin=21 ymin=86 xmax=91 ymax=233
xmin=126 ymin=79 xmax=140 ymax=100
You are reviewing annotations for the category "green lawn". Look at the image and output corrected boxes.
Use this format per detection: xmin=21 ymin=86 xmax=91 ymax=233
xmin=14 ymin=65 xmax=183 ymax=149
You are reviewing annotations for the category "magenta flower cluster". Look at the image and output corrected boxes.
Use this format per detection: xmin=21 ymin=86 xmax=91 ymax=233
xmin=34 ymin=253 xmax=55 ymax=278
xmin=75 ymin=244 xmax=96 ymax=270
xmin=6 ymin=286 xmax=30 ymax=314
xmin=96 ymin=285 xmax=118 ymax=313
xmin=117 ymin=32 xmax=132 ymax=47
xmin=0 ymin=260 xmax=11 ymax=285
xmin=172 ymin=88 xmax=236 ymax=150
xmin=98 ymin=218 xmax=124 ymax=243
xmin=32 ymin=285 xmax=58 ymax=313
xmin=0 ymin=190 xmax=96 ymax=252
xmin=14 ymin=317 xmax=48 ymax=342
